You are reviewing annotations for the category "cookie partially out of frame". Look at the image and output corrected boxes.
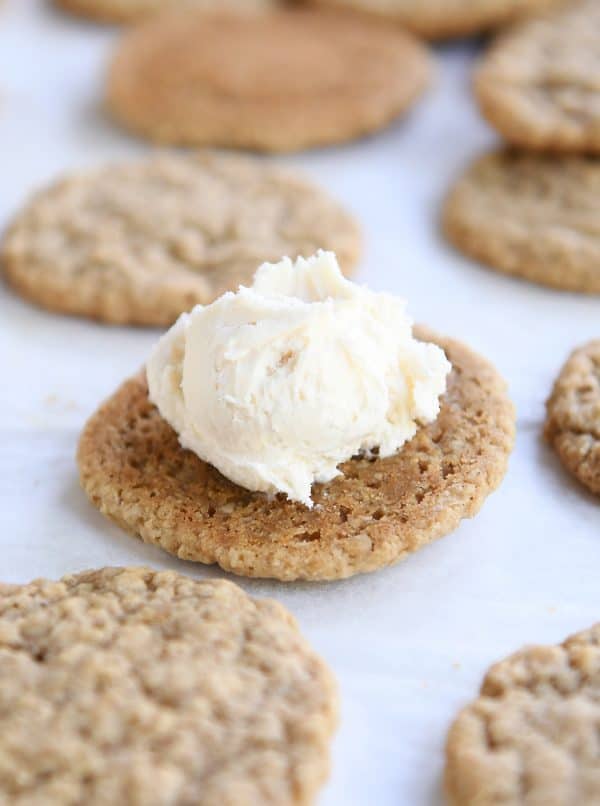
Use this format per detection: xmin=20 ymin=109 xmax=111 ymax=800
xmin=307 ymin=0 xmax=562 ymax=40
xmin=445 ymin=622 xmax=600 ymax=805
xmin=56 ymin=0 xmax=280 ymax=24
xmin=0 ymin=566 xmax=337 ymax=805
xmin=443 ymin=150 xmax=600 ymax=294
xmin=1 ymin=151 xmax=360 ymax=326
xmin=77 ymin=328 xmax=515 ymax=582
xmin=106 ymin=8 xmax=432 ymax=152
xmin=475 ymin=0 xmax=600 ymax=154
xmin=545 ymin=340 xmax=600 ymax=496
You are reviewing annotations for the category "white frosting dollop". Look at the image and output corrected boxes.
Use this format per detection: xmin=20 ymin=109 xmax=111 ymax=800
xmin=146 ymin=251 xmax=451 ymax=507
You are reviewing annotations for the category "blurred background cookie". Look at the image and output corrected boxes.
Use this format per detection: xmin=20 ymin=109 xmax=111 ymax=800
xmin=0 ymin=566 xmax=337 ymax=804
xmin=475 ymin=0 xmax=600 ymax=153
xmin=545 ymin=340 xmax=600 ymax=497
xmin=305 ymin=0 xmax=563 ymax=40
xmin=56 ymin=0 xmax=282 ymax=24
xmin=442 ymin=150 xmax=600 ymax=294
xmin=106 ymin=8 xmax=433 ymax=151
xmin=1 ymin=151 xmax=361 ymax=326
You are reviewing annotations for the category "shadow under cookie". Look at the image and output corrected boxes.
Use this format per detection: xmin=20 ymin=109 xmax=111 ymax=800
xmin=77 ymin=329 xmax=515 ymax=581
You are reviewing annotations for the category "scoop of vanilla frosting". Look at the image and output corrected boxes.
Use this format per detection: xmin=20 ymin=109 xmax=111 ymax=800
xmin=146 ymin=251 xmax=451 ymax=507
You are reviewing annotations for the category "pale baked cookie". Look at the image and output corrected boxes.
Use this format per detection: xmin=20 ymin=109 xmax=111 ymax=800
xmin=106 ymin=8 xmax=432 ymax=152
xmin=56 ymin=0 xmax=279 ymax=25
xmin=0 ymin=566 xmax=337 ymax=805
xmin=445 ymin=622 xmax=600 ymax=805
xmin=442 ymin=150 xmax=600 ymax=294
xmin=475 ymin=0 xmax=600 ymax=153
xmin=1 ymin=152 xmax=361 ymax=326
xmin=545 ymin=340 xmax=600 ymax=496
xmin=307 ymin=0 xmax=562 ymax=40
xmin=77 ymin=329 xmax=515 ymax=582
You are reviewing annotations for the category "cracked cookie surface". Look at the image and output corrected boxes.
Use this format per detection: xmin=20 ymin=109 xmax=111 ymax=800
xmin=0 ymin=566 xmax=337 ymax=805
xmin=1 ymin=151 xmax=360 ymax=326
xmin=307 ymin=0 xmax=561 ymax=40
xmin=475 ymin=0 xmax=600 ymax=153
xmin=443 ymin=150 xmax=600 ymax=293
xmin=77 ymin=329 xmax=515 ymax=581
xmin=545 ymin=340 xmax=600 ymax=496
xmin=106 ymin=8 xmax=432 ymax=151
xmin=445 ymin=622 xmax=600 ymax=805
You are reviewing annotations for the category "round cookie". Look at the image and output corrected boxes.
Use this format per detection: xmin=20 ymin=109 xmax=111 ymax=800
xmin=545 ymin=340 xmax=600 ymax=496
xmin=106 ymin=8 xmax=433 ymax=152
xmin=77 ymin=328 xmax=515 ymax=582
xmin=475 ymin=0 xmax=600 ymax=154
xmin=1 ymin=151 xmax=361 ymax=326
xmin=0 ymin=566 xmax=337 ymax=805
xmin=442 ymin=150 xmax=600 ymax=294
xmin=56 ymin=0 xmax=279 ymax=25
xmin=307 ymin=0 xmax=562 ymax=40
xmin=445 ymin=622 xmax=600 ymax=805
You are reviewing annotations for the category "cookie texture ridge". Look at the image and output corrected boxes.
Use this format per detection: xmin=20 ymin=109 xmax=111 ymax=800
xmin=445 ymin=622 xmax=600 ymax=805
xmin=475 ymin=0 xmax=600 ymax=153
xmin=545 ymin=340 xmax=600 ymax=496
xmin=0 ymin=566 xmax=337 ymax=805
xmin=0 ymin=151 xmax=361 ymax=326
xmin=307 ymin=0 xmax=562 ymax=40
xmin=106 ymin=8 xmax=432 ymax=152
xmin=443 ymin=150 xmax=600 ymax=294
xmin=77 ymin=328 xmax=515 ymax=582
xmin=56 ymin=0 xmax=279 ymax=24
